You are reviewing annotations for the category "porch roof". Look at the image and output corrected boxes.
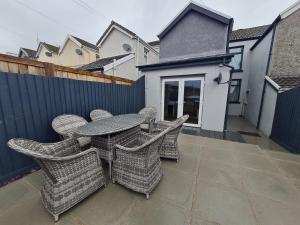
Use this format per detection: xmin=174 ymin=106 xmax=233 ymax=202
xmin=138 ymin=54 xmax=233 ymax=72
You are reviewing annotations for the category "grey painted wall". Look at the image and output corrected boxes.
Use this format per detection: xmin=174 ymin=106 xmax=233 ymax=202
xmin=259 ymin=83 xmax=278 ymax=136
xmin=228 ymin=40 xmax=256 ymax=116
xmin=159 ymin=11 xmax=228 ymax=62
xmin=142 ymin=64 xmax=231 ymax=132
xmin=245 ymin=29 xmax=273 ymax=126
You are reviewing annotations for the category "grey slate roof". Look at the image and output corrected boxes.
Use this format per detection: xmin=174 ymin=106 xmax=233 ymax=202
xmin=71 ymin=36 xmax=98 ymax=51
xmin=42 ymin=42 xmax=60 ymax=54
xmin=19 ymin=48 xmax=37 ymax=58
xmin=79 ymin=53 xmax=131 ymax=71
xmin=230 ymin=25 xmax=270 ymax=41
xmin=148 ymin=41 xmax=160 ymax=46
xmin=271 ymin=76 xmax=300 ymax=90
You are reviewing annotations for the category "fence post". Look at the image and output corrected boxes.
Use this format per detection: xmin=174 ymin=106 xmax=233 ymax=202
xmin=44 ymin=63 xmax=55 ymax=76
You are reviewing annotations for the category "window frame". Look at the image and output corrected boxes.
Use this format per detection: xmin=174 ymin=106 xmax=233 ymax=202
xmin=229 ymin=46 xmax=244 ymax=72
xmin=229 ymin=79 xmax=242 ymax=104
xmin=144 ymin=47 xmax=149 ymax=64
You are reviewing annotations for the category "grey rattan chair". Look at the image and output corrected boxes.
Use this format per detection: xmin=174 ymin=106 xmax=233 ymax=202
xmin=150 ymin=115 xmax=189 ymax=161
xmin=52 ymin=114 xmax=91 ymax=148
xmin=7 ymin=138 xmax=106 ymax=222
xmin=112 ymin=127 xmax=171 ymax=199
xmin=138 ymin=106 xmax=157 ymax=133
xmin=90 ymin=109 xmax=113 ymax=121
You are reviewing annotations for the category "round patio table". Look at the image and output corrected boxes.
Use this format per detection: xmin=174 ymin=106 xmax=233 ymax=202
xmin=74 ymin=114 xmax=146 ymax=178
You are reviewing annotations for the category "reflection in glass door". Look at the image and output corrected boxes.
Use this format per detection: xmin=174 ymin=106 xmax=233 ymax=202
xmin=162 ymin=77 xmax=204 ymax=127
xmin=183 ymin=80 xmax=201 ymax=125
xmin=163 ymin=81 xmax=179 ymax=121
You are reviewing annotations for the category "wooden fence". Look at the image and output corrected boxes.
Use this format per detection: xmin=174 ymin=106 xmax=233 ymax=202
xmin=0 ymin=54 xmax=133 ymax=85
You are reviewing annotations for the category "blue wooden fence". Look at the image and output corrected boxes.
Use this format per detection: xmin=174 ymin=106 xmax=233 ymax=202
xmin=0 ymin=72 xmax=145 ymax=184
xmin=271 ymin=86 xmax=300 ymax=154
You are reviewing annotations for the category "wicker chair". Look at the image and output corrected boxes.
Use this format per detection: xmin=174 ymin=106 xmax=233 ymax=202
xmin=7 ymin=138 xmax=106 ymax=222
xmin=90 ymin=109 xmax=113 ymax=121
xmin=138 ymin=106 xmax=157 ymax=133
xmin=52 ymin=114 xmax=91 ymax=148
xmin=150 ymin=115 xmax=189 ymax=161
xmin=112 ymin=127 xmax=171 ymax=199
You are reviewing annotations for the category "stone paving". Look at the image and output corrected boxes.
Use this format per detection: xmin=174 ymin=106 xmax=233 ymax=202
xmin=1 ymin=134 xmax=300 ymax=225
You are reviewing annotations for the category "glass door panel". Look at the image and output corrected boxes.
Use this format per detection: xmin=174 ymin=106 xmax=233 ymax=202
xmin=183 ymin=80 xmax=201 ymax=125
xmin=163 ymin=81 xmax=179 ymax=121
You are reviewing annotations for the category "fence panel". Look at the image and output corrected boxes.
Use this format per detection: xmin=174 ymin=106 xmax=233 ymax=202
xmin=0 ymin=72 xmax=145 ymax=185
xmin=271 ymin=86 xmax=300 ymax=154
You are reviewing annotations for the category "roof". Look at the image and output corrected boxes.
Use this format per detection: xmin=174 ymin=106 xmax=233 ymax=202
xmin=271 ymin=76 xmax=300 ymax=90
xmin=42 ymin=42 xmax=60 ymax=54
xmin=71 ymin=35 xmax=98 ymax=51
xmin=230 ymin=25 xmax=270 ymax=42
xmin=148 ymin=40 xmax=160 ymax=46
xmin=138 ymin=53 xmax=234 ymax=71
xmin=158 ymin=1 xmax=232 ymax=39
xmin=96 ymin=21 xmax=136 ymax=46
xmin=19 ymin=48 xmax=37 ymax=58
xmin=79 ymin=53 xmax=131 ymax=71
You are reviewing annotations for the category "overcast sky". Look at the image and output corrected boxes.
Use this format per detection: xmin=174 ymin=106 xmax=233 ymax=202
xmin=0 ymin=0 xmax=297 ymax=54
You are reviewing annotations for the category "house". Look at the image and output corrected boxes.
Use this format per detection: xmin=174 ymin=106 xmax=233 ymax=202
xmin=246 ymin=0 xmax=300 ymax=136
xmin=36 ymin=42 xmax=60 ymax=64
xmin=18 ymin=48 xmax=37 ymax=60
xmin=80 ymin=21 xmax=159 ymax=80
xmin=36 ymin=36 xmax=99 ymax=68
xmin=58 ymin=35 xmax=99 ymax=68
xmin=139 ymin=1 xmax=234 ymax=132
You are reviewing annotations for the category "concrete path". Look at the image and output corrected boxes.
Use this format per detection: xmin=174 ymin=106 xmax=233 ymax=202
xmin=1 ymin=134 xmax=300 ymax=225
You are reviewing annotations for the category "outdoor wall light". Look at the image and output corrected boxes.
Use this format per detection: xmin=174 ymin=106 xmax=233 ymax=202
xmin=213 ymin=72 xmax=223 ymax=84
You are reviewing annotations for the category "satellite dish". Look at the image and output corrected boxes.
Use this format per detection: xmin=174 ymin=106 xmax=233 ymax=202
xmin=45 ymin=52 xmax=52 ymax=57
xmin=123 ymin=43 xmax=132 ymax=52
xmin=75 ymin=49 xmax=83 ymax=55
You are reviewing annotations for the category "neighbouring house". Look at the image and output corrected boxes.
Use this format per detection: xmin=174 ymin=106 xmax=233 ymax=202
xmin=148 ymin=40 xmax=160 ymax=53
xmin=36 ymin=35 xmax=99 ymax=68
xmin=18 ymin=48 xmax=37 ymax=60
xmin=80 ymin=21 xmax=159 ymax=80
xmin=246 ymin=0 xmax=300 ymax=136
xmin=36 ymin=42 xmax=60 ymax=64
xmin=139 ymin=1 xmax=234 ymax=132
xmin=58 ymin=35 xmax=99 ymax=68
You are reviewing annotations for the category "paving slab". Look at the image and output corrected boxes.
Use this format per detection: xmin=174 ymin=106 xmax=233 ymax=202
xmin=197 ymin=160 xmax=243 ymax=191
xmin=193 ymin=180 xmax=256 ymax=225
xmin=152 ymin=167 xmax=196 ymax=210
xmin=242 ymin=168 xmax=300 ymax=206
xmin=275 ymin=159 xmax=300 ymax=180
xmin=250 ymin=193 xmax=300 ymax=225
xmin=0 ymin=179 xmax=39 ymax=214
xmin=235 ymin=151 xmax=280 ymax=174
xmin=124 ymin=197 xmax=188 ymax=225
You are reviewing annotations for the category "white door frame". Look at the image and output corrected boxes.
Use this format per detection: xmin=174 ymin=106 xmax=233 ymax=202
xmin=161 ymin=76 xmax=204 ymax=127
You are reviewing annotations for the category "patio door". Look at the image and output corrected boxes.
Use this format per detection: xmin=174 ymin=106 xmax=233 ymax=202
xmin=162 ymin=77 xmax=204 ymax=127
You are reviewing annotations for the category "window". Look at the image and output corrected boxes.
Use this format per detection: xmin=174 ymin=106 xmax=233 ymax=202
xmin=144 ymin=47 xmax=149 ymax=64
xmin=229 ymin=79 xmax=241 ymax=103
xmin=229 ymin=46 xmax=244 ymax=71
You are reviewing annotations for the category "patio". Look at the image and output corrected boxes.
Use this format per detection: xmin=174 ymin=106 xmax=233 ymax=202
xmin=1 ymin=133 xmax=300 ymax=225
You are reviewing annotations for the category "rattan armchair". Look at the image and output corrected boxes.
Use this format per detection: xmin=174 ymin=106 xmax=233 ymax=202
xmin=52 ymin=114 xmax=91 ymax=148
xmin=138 ymin=106 xmax=157 ymax=133
xmin=112 ymin=127 xmax=171 ymax=199
xmin=150 ymin=115 xmax=189 ymax=161
xmin=7 ymin=138 xmax=106 ymax=222
xmin=90 ymin=109 xmax=113 ymax=121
